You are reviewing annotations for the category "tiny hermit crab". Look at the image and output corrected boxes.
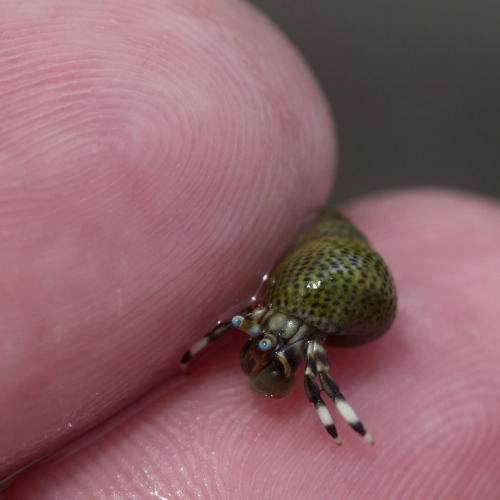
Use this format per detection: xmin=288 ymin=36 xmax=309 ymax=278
xmin=181 ymin=209 xmax=397 ymax=445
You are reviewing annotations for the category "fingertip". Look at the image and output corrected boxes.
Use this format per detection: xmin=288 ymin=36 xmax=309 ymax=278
xmin=1 ymin=0 xmax=335 ymax=477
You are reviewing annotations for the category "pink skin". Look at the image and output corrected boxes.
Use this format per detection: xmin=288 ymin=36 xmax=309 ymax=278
xmin=1 ymin=0 xmax=500 ymax=498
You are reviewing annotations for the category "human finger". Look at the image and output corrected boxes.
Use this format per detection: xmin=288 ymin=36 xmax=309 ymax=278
xmin=0 ymin=0 xmax=335 ymax=478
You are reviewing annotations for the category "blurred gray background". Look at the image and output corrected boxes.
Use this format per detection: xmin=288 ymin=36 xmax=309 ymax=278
xmin=248 ymin=0 xmax=499 ymax=203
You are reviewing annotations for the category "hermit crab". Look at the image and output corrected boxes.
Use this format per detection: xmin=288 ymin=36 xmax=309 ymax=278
xmin=181 ymin=209 xmax=397 ymax=444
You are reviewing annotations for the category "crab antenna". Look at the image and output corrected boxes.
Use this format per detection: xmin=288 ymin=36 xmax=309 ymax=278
xmin=231 ymin=316 xmax=261 ymax=337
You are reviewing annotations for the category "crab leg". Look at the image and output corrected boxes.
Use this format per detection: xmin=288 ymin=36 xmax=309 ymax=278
xmin=180 ymin=321 xmax=233 ymax=369
xmin=304 ymin=342 xmax=342 ymax=445
xmin=306 ymin=340 xmax=374 ymax=445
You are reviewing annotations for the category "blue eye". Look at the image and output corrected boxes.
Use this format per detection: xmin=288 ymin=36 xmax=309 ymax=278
xmin=258 ymin=339 xmax=272 ymax=351
xmin=258 ymin=334 xmax=277 ymax=351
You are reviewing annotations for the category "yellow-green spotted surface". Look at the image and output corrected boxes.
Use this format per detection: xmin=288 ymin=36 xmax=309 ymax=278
xmin=263 ymin=210 xmax=397 ymax=345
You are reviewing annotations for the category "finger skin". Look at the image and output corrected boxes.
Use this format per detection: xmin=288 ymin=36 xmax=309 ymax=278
xmin=0 ymin=0 xmax=335 ymax=477
xmin=4 ymin=189 xmax=500 ymax=498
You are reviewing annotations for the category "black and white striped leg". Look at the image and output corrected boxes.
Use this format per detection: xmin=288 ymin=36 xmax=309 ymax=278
xmin=306 ymin=339 xmax=374 ymax=445
xmin=180 ymin=308 xmax=254 ymax=370
xmin=304 ymin=344 xmax=342 ymax=445
xmin=180 ymin=321 xmax=233 ymax=370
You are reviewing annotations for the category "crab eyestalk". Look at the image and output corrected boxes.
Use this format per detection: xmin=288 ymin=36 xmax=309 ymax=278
xmin=231 ymin=315 xmax=261 ymax=337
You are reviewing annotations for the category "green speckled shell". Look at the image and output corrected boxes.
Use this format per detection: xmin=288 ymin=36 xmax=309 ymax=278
xmin=262 ymin=210 xmax=397 ymax=345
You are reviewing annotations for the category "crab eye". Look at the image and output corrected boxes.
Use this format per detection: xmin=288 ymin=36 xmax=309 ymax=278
xmin=258 ymin=334 xmax=278 ymax=351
